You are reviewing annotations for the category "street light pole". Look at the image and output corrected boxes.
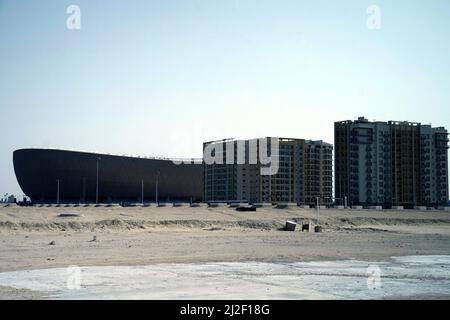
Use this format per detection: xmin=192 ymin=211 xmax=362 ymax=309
xmin=141 ymin=179 xmax=144 ymax=205
xmin=155 ymin=170 xmax=160 ymax=205
xmin=56 ymin=179 xmax=60 ymax=205
xmin=316 ymin=196 xmax=320 ymax=225
xmin=96 ymin=157 xmax=101 ymax=204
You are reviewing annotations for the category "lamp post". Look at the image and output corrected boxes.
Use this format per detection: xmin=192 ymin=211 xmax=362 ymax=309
xmin=56 ymin=179 xmax=60 ymax=205
xmin=155 ymin=170 xmax=160 ymax=205
xmin=96 ymin=157 xmax=101 ymax=204
xmin=141 ymin=179 xmax=144 ymax=205
xmin=316 ymin=196 xmax=320 ymax=225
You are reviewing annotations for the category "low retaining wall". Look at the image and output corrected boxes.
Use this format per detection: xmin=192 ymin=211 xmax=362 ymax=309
xmin=275 ymin=203 xmax=298 ymax=209
xmin=228 ymin=202 xmax=249 ymax=208
xmin=190 ymin=203 xmax=207 ymax=208
xmin=173 ymin=202 xmax=189 ymax=207
xmin=252 ymin=203 xmax=274 ymax=208
xmin=207 ymin=202 xmax=227 ymax=208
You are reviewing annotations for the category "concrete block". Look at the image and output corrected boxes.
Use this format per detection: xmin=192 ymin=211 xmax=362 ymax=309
xmin=133 ymin=203 xmax=144 ymax=207
xmin=392 ymin=206 xmax=404 ymax=210
xmin=276 ymin=202 xmax=297 ymax=209
xmin=334 ymin=205 xmax=345 ymax=209
xmin=414 ymin=206 xmax=427 ymax=210
xmin=173 ymin=202 xmax=188 ymax=207
xmin=298 ymin=204 xmax=311 ymax=209
xmin=366 ymin=206 xmax=383 ymax=210
xmin=438 ymin=206 xmax=450 ymax=211
xmin=208 ymin=202 xmax=227 ymax=207
xmin=190 ymin=203 xmax=206 ymax=207
xmin=252 ymin=203 xmax=273 ymax=208
xmin=284 ymin=221 xmax=297 ymax=231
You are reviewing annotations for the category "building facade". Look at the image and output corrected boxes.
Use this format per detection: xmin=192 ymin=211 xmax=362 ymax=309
xmin=335 ymin=117 xmax=449 ymax=208
xmin=203 ymin=137 xmax=333 ymax=205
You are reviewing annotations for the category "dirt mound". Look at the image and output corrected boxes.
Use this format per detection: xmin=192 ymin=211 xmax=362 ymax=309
xmin=0 ymin=219 xmax=283 ymax=232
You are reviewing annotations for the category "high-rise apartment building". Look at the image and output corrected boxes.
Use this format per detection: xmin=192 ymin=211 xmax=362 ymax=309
xmin=335 ymin=117 xmax=449 ymax=208
xmin=203 ymin=137 xmax=333 ymax=205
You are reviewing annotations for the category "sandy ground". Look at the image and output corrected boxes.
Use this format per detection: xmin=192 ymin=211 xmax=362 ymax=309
xmin=0 ymin=204 xmax=450 ymax=299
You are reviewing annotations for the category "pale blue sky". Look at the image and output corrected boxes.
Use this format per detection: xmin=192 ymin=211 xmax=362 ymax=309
xmin=1 ymin=0 xmax=449 ymax=198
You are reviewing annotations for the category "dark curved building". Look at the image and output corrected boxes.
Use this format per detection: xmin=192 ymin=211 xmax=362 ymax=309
xmin=13 ymin=149 xmax=203 ymax=203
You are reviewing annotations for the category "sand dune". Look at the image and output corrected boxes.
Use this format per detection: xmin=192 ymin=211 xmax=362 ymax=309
xmin=1 ymin=206 xmax=449 ymax=233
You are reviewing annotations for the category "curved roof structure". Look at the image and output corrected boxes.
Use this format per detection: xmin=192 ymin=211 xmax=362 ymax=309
xmin=13 ymin=149 xmax=203 ymax=203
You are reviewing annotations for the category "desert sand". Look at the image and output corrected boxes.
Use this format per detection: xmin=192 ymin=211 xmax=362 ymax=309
xmin=0 ymin=204 xmax=449 ymax=299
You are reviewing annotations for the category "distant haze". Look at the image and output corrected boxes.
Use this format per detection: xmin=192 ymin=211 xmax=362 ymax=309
xmin=1 ymin=0 xmax=449 ymax=198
